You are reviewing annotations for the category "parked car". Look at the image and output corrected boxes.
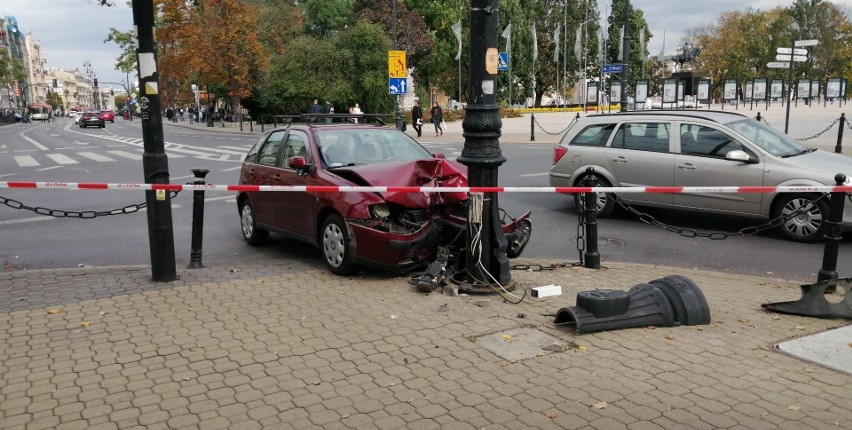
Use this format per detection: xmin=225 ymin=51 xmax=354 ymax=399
xmin=549 ymin=110 xmax=851 ymax=242
xmin=79 ymin=111 xmax=105 ymax=128
xmin=99 ymin=110 xmax=116 ymax=123
xmin=69 ymin=111 xmax=81 ymax=123
xmin=237 ymin=120 xmax=532 ymax=275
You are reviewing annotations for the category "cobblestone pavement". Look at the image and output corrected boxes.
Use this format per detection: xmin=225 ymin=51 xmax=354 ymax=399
xmin=1 ymin=259 xmax=850 ymax=429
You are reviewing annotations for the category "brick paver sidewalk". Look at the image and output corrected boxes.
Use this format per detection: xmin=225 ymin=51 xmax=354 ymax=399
xmin=1 ymin=260 xmax=849 ymax=429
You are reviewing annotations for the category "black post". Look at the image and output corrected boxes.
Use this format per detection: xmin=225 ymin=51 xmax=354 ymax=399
xmin=187 ymin=168 xmax=210 ymax=269
xmin=836 ymin=113 xmax=845 ymax=154
xmin=133 ymin=0 xmax=177 ymax=282
xmin=206 ymin=84 xmax=214 ymax=127
xmin=457 ymin=0 xmax=510 ymax=286
xmin=619 ymin=1 xmax=631 ymax=112
xmin=530 ymin=114 xmax=535 ymax=141
xmin=582 ymin=168 xmax=601 ymax=269
xmin=784 ymin=40 xmax=795 ymax=133
xmin=817 ymin=173 xmax=847 ymax=291
xmin=755 ymin=112 xmax=761 ymax=122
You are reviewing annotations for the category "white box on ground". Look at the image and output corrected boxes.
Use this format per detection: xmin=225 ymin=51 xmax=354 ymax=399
xmin=531 ymin=285 xmax=562 ymax=298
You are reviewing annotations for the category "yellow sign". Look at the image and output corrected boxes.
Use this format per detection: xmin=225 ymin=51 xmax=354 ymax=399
xmin=388 ymin=50 xmax=407 ymax=78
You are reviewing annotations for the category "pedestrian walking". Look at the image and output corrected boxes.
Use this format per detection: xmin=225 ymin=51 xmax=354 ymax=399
xmin=411 ymin=99 xmax=423 ymax=137
xmin=430 ymin=102 xmax=443 ymax=137
xmin=325 ymin=101 xmax=334 ymax=124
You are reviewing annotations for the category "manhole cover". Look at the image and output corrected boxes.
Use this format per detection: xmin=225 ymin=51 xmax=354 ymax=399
xmin=474 ymin=327 xmax=562 ymax=362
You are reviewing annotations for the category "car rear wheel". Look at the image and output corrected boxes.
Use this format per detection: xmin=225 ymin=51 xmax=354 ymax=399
xmin=773 ymin=194 xmax=829 ymax=243
xmin=573 ymin=175 xmax=616 ymax=217
xmin=239 ymin=201 xmax=268 ymax=246
xmin=321 ymin=214 xmax=356 ymax=275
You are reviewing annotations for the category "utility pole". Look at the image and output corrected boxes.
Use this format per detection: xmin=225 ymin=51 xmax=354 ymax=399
xmin=458 ymin=0 xmax=511 ymax=286
xmin=132 ymin=0 xmax=177 ymax=282
xmin=620 ymin=0 xmax=631 ymax=112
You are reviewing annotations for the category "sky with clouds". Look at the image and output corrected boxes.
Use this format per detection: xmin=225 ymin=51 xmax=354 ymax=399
xmin=1 ymin=0 xmax=848 ymax=91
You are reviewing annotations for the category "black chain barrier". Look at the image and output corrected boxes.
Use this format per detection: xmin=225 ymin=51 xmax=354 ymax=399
xmin=533 ymin=114 xmax=580 ymax=136
xmin=611 ymin=193 xmax=829 ymax=240
xmin=758 ymin=114 xmax=840 ymax=142
xmin=0 ymin=191 xmax=180 ymax=219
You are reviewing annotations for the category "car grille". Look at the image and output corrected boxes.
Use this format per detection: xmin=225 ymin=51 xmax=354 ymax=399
xmin=404 ymin=208 xmax=429 ymax=223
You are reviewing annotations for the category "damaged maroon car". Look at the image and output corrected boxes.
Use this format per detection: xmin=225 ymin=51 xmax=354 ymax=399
xmin=236 ymin=121 xmax=531 ymax=275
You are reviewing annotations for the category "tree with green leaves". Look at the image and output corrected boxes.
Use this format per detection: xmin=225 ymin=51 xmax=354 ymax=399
xmin=0 ymin=49 xmax=27 ymax=88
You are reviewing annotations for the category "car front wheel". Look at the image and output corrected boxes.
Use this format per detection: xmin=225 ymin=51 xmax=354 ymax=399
xmin=239 ymin=201 xmax=268 ymax=245
xmin=573 ymin=175 xmax=616 ymax=217
xmin=773 ymin=194 xmax=829 ymax=243
xmin=321 ymin=214 xmax=356 ymax=275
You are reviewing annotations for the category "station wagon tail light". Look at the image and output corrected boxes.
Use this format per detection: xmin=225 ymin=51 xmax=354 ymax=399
xmin=553 ymin=146 xmax=568 ymax=165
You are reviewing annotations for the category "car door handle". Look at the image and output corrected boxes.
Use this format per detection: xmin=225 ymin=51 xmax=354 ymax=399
xmin=611 ymin=156 xmax=628 ymax=163
xmin=678 ymin=164 xmax=696 ymax=170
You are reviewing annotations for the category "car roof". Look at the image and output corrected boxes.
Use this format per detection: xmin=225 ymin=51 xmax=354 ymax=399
xmin=582 ymin=110 xmax=750 ymax=125
xmin=266 ymin=122 xmax=395 ymax=134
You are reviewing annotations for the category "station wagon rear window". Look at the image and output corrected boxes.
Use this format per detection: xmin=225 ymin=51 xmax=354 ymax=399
xmin=568 ymin=124 xmax=616 ymax=147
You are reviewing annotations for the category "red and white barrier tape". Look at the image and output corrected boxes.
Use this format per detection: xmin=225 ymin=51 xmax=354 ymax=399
xmin=1 ymin=181 xmax=851 ymax=194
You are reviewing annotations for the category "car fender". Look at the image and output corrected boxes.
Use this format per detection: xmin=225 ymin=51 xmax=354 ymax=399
xmin=568 ymin=164 xmax=619 ymax=187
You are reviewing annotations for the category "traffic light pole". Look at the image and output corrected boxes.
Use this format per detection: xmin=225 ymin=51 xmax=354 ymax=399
xmin=457 ymin=0 xmax=511 ymax=287
xmin=132 ymin=0 xmax=177 ymax=282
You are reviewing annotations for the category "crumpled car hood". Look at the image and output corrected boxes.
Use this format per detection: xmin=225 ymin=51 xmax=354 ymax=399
xmin=331 ymin=158 xmax=469 ymax=207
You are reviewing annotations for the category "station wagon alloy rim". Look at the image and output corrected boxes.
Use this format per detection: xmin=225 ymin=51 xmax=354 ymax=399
xmin=322 ymin=222 xmax=346 ymax=267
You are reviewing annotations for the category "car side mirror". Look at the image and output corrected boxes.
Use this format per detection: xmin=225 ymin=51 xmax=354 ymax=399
xmin=432 ymin=153 xmax=446 ymax=159
xmin=289 ymin=156 xmax=312 ymax=173
xmin=725 ymin=150 xmax=756 ymax=164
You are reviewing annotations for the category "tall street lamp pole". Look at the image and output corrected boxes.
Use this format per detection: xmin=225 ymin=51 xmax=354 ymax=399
xmin=132 ymin=0 xmax=177 ymax=282
xmin=620 ymin=0 xmax=631 ymax=112
xmin=392 ymin=0 xmax=404 ymax=130
xmin=457 ymin=0 xmax=511 ymax=286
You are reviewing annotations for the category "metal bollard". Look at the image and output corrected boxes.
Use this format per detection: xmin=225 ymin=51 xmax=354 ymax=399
xmin=530 ymin=114 xmax=535 ymax=141
xmin=817 ymin=173 xmax=848 ymax=292
xmin=187 ymin=168 xmax=210 ymax=269
xmin=582 ymin=168 xmax=601 ymax=269
xmin=836 ymin=113 xmax=845 ymax=154
xmin=755 ymin=112 xmax=761 ymax=122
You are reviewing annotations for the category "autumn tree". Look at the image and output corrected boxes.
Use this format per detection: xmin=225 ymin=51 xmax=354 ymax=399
xmin=103 ymin=28 xmax=138 ymax=89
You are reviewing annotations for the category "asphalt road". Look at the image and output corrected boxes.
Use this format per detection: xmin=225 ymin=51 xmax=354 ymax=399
xmin=1 ymin=115 xmax=849 ymax=283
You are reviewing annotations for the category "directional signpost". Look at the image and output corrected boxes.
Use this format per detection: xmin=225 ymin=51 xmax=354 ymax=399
xmin=767 ymin=62 xmax=790 ymax=69
xmin=779 ymin=39 xmax=819 ymax=133
xmin=388 ymin=50 xmax=407 ymax=130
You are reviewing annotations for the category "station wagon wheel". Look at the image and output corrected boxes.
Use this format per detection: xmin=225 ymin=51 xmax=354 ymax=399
xmin=239 ymin=200 xmax=268 ymax=246
xmin=773 ymin=194 xmax=829 ymax=243
xmin=321 ymin=214 xmax=357 ymax=275
xmin=573 ymin=175 xmax=616 ymax=217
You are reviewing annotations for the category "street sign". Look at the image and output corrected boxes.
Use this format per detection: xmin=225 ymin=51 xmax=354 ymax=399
xmin=767 ymin=62 xmax=790 ymax=69
xmin=775 ymin=54 xmax=807 ymax=62
xmin=602 ymin=63 xmax=623 ymax=74
xmin=388 ymin=51 xmax=407 ymax=78
xmin=776 ymin=47 xmax=807 ymax=55
xmin=497 ymin=52 xmax=509 ymax=71
xmin=388 ymin=78 xmax=408 ymax=95
xmin=795 ymin=39 xmax=819 ymax=47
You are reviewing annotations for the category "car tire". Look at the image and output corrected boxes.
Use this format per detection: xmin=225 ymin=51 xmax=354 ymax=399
xmin=573 ymin=175 xmax=616 ymax=217
xmin=239 ymin=200 xmax=268 ymax=246
xmin=321 ymin=214 xmax=357 ymax=276
xmin=773 ymin=193 xmax=829 ymax=243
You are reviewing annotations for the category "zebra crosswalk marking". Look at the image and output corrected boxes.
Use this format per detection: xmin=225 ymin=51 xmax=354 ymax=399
xmin=14 ymin=155 xmax=40 ymax=167
xmin=45 ymin=154 xmax=78 ymax=165
xmin=78 ymin=152 xmax=116 ymax=162
xmin=107 ymin=150 xmax=143 ymax=161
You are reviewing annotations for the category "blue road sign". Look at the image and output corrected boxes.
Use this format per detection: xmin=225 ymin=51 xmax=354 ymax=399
xmin=602 ymin=63 xmax=623 ymax=74
xmin=388 ymin=78 xmax=408 ymax=95
xmin=498 ymin=52 xmax=509 ymax=71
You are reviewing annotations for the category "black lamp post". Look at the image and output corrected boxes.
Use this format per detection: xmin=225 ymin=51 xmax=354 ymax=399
xmin=457 ymin=0 xmax=511 ymax=286
xmin=619 ymin=0 xmax=632 ymax=112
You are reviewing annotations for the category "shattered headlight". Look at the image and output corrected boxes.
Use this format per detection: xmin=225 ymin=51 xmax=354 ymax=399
xmin=370 ymin=203 xmax=391 ymax=219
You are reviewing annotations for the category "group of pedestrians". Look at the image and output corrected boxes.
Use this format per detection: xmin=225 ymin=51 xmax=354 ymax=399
xmin=410 ymin=99 xmax=443 ymax=138
xmin=310 ymin=99 xmax=363 ymax=123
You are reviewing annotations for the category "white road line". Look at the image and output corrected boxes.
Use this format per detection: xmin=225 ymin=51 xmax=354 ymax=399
xmin=19 ymin=133 xmax=49 ymax=150
xmin=46 ymin=154 xmax=79 ymax=165
xmin=107 ymin=150 xmax=143 ymax=160
xmin=220 ymin=145 xmax=253 ymax=151
xmin=222 ymin=166 xmax=242 ymax=171
xmin=72 ymin=140 xmax=89 ymax=145
xmin=14 ymin=155 xmax=40 ymax=167
xmin=205 ymin=195 xmax=236 ymax=203
xmin=77 ymin=152 xmax=116 ymax=162
xmin=519 ymin=172 xmax=549 ymax=177
xmin=37 ymin=166 xmax=62 ymax=171
xmin=0 ymin=216 xmax=55 ymax=226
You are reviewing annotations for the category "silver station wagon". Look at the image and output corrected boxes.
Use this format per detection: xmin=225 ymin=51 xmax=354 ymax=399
xmin=549 ymin=110 xmax=851 ymax=242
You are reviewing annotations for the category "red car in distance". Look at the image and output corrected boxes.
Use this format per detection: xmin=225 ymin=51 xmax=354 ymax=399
xmin=99 ymin=110 xmax=116 ymax=123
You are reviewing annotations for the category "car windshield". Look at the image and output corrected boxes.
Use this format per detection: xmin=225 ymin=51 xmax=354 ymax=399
xmin=316 ymin=129 xmax=432 ymax=167
xmin=725 ymin=118 xmax=811 ymax=157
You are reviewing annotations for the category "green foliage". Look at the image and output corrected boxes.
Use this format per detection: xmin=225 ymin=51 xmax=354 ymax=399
xmin=0 ymin=50 xmax=26 ymax=87
xmin=103 ymin=28 xmax=137 ymax=75
xmin=303 ymin=0 xmax=353 ymax=36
